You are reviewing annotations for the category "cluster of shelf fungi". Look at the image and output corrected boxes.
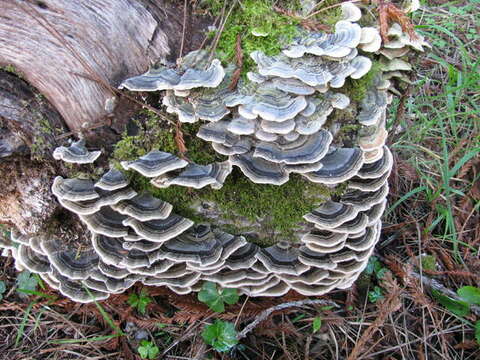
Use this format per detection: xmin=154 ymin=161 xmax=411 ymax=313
xmin=0 ymin=3 xmax=428 ymax=302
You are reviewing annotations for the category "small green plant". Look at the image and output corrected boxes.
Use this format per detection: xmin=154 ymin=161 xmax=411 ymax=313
xmin=365 ymin=256 xmax=387 ymax=279
xmin=432 ymin=286 xmax=480 ymax=345
xmin=364 ymin=256 xmax=388 ymax=303
xmin=128 ymin=289 xmax=152 ymax=315
xmin=16 ymin=271 xmax=38 ymax=294
xmin=312 ymin=317 xmax=322 ymax=333
xmin=138 ymin=340 xmax=160 ymax=359
xmin=0 ymin=280 xmax=6 ymax=301
xmin=202 ymin=319 xmax=238 ymax=352
xmin=368 ymin=286 xmax=385 ymax=303
xmin=198 ymin=281 xmax=239 ymax=312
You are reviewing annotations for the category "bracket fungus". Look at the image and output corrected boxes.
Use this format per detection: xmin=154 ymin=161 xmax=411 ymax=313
xmin=1 ymin=2 xmax=427 ymax=302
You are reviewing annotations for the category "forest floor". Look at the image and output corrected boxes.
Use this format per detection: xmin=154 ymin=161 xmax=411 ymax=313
xmin=0 ymin=0 xmax=479 ymax=359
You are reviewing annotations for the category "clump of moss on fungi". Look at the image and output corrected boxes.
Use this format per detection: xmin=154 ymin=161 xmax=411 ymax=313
xmin=111 ymin=109 xmax=342 ymax=246
xmin=339 ymin=59 xmax=382 ymax=102
xmin=205 ymin=0 xmax=300 ymax=75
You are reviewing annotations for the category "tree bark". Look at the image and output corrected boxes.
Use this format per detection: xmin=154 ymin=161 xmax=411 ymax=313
xmin=0 ymin=0 xmax=209 ymax=233
xmin=0 ymin=0 xmax=206 ymax=132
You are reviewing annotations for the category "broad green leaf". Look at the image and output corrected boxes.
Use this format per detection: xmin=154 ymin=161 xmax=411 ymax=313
xmin=209 ymin=298 xmax=225 ymax=313
xmin=431 ymin=289 xmax=470 ymax=317
xmin=221 ymin=288 xmax=239 ymax=305
xmin=138 ymin=345 xmax=149 ymax=359
xmin=202 ymin=320 xmax=238 ymax=352
xmin=198 ymin=282 xmax=220 ymax=304
xmin=312 ymin=317 xmax=322 ymax=333
xmin=475 ymin=320 xmax=480 ymax=345
xmin=457 ymin=286 xmax=480 ymax=306
xmin=198 ymin=282 xmax=239 ymax=313
xmin=138 ymin=340 xmax=159 ymax=359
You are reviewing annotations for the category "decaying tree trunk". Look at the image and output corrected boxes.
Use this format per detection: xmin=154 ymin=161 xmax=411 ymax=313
xmin=0 ymin=0 xmax=208 ymax=233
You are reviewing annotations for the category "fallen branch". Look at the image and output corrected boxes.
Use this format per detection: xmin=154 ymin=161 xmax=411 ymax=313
xmin=237 ymin=299 xmax=340 ymax=340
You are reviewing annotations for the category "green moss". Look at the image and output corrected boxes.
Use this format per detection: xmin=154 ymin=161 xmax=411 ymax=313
xmin=211 ymin=0 xmax=301 ymax=75
xmin=339 ymin=60 xmax=382 ymax=102
xmin=127 ymin=167 xmax=340 ymax=246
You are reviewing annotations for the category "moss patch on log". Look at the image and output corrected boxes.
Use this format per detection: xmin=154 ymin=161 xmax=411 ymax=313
xmin=110 ymin=110 xmax=341 ymax=246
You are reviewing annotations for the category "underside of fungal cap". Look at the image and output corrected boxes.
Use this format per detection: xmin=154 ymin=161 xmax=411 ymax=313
xmin=53 ymin=139 xmax=101 ymax=164
xmin=121 ymin=150 xmax=188 ymax=177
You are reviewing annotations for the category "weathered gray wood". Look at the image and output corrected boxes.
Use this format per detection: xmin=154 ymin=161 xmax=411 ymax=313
xmin=0 ymin=0 xmax=171 ymax=132
xmin=0 ymin=70 xmax=66 ymax=158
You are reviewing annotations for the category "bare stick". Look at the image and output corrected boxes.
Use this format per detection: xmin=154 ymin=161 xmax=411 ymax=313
xmin=179 ymin=0 xmax=188 ymax=58
xmin=237 ymin=299 xmax=340 ymax=340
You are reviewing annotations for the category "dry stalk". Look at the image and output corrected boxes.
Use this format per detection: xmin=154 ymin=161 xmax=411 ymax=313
xmin=347 ymin=272 xmax=402 ymax=360
xmin=237 ymin=299 xmax=340 ymax=340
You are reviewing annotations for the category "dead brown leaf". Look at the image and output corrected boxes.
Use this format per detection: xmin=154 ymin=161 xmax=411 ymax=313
xmin=378 ymin=1 xmax=418 ymax=43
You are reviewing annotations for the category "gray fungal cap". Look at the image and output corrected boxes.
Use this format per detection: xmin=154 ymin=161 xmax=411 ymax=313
xmin=95 ymin=168 xmax=129 ymax=191
xmin=197 ymin=120 xmax=229 ymax=143
xmin=46 ymin=247 xmax=99 ymax=280
xmin=304 ymin=148 xmax=364 ymax=184
xmin=53 ymin=139 xmax=101 ymax=164
xmin=252 ymin=95 xmax=307 ymax=122
xmin=121 ymin=150 xmax=188 ymax=177
xmin=256 ymin=243 xmax=310 ymax=276
xmin=151 ymin=161 xmax=232 ymax=190
xmin=52 ymin=177 xmax=99 ymax=202
xmin=52 ymin=270 xmax=109 ymax=303
xmin=282 ymin=21 xmax=362 ymax=59
xmin=254 ymin=131 xmax=333 ymax=165
xmin=175 ymin=59 xmax=225 ymax=90
xmin=122 ymin=214 xmax=194 ymax=242
xmin=9 ymin=10 xmax=409 ymax=301
xmin=112 ymin=192 xmax=173 ymax=221
xmin=80 ymin=207 xmax=129 ymax=238
xmin=17 ymin=244 xmax=50 ymax=273
xmin=304 ymin=201 xmax=359 ymax=228
xmin=58 ymin=187 xmax=137 ymax=216
xmin=260 ymin=119 xmax=296 ymax=135
xmin=119 ymin=66 xmax=181 ymax=91
xmin=356 ymin=146 xmax=393 ymax=179
xmin=227 ymin=116 xmax=256 ymax=135
xmin=230 ymin=153 xmax=289 ymax=185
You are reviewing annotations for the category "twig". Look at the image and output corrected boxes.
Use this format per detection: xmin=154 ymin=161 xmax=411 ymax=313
xmin=237 ymin=299 xmax=339 ymax=340
xmin=305 ymin=0 xmax=361 ymax=19
xmin=207 ymin=0 xmax=238 ymax=64
xmin=179 ymin=0 xmax=188 ymax=58
xmin=229 ymin=34 xmax=243 ymax=91
xmin=379 ymin=254 xmax=480 ymax=316
xmin=409 ymin=271 xmax=480 ymax=316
